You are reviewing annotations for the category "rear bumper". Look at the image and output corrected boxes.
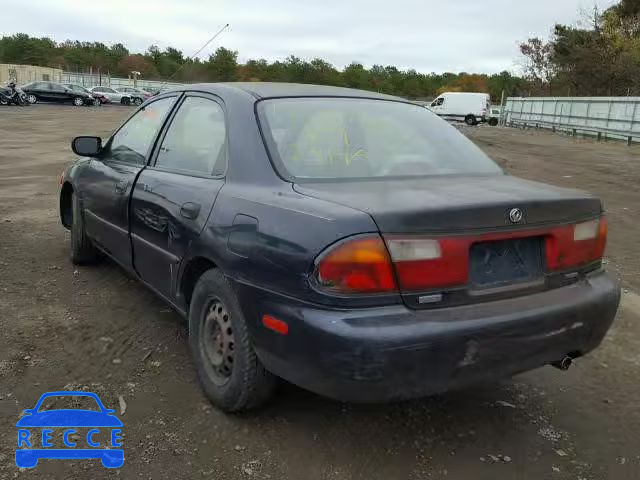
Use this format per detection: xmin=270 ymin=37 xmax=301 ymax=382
xmin=234 ymin=271 xmax=620 ymax=402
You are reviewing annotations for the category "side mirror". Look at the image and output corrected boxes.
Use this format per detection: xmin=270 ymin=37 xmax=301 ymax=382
xmin=23 ymin=408 xmax=35 ymax=415
xmin=72 ymin=136 xmax=102 ymax=157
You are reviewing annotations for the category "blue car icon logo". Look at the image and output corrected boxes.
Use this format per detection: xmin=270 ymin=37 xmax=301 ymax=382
xmin=15 ymin=391 xmax=124 ymax=468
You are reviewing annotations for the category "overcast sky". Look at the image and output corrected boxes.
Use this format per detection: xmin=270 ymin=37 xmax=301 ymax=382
xmin=9 ymin=0 xmax=618 ymax=73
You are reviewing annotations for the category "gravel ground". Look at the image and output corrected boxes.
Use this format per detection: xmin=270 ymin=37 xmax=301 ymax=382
xmin=0 ymin=106 xmax=639 ymax=479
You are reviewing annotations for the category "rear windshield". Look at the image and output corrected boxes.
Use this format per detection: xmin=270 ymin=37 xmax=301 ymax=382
xmin=257 ymin=97 xmax=502 ymax=180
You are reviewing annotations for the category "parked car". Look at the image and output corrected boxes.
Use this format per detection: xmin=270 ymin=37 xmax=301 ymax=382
xmin=488 ymin=106 xmax=501 ymax=126
xmin=89 ymin=86 xmax=131 ymax=105
xmin=427 ymin=92 xmax=491 ymax=125
xmin=22 ymin=81 xmax=94 ymax=106
xmin=59 ymin=83 xmax=620 ymax=412
xmin=117 ymin=86 xmax=153 ymax=105
xmin=63 ymin=83 xmax=104 ymax=105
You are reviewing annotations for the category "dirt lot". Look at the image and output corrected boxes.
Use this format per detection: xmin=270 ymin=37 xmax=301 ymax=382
xmin=1 ymin=105 xmax=639 ymax=480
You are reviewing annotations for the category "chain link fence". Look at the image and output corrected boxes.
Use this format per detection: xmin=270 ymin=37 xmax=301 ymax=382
xmin=60 ymin=71 xmax=185 ymax=92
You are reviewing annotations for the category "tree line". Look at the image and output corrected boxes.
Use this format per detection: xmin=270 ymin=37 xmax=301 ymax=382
xmin=519 ymin=0 xmax=640 ymax=96
xmin=0 ymin=33 xmax=521 ymax=101
xmin=2 ymin=0 xmax=638 ymax=100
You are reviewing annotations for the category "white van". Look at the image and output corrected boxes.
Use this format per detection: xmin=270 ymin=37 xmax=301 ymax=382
xmin=427 ymin=92 xmax=491 ymax=125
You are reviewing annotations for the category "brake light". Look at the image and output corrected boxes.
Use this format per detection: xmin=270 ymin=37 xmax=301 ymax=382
xmin=314 ymin=235 xmax=397 ymax=294
xmin=314 ymin=217 xmax=607 ymax=295
xmin=547 ymin=217 xmax=607 ymax=271
xmin=386 ymin=237 xmax=468 ymax=290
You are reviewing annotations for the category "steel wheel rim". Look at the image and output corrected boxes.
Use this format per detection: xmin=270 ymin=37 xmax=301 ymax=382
xmin=74 ymin=98 xmax=84 ymax=106
xmin=201 ymin=299 xmax=235 ymax=384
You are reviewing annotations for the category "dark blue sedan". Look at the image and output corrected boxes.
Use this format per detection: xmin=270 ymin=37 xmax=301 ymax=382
xmin=59 ymin=83 xmax=620 ymax=411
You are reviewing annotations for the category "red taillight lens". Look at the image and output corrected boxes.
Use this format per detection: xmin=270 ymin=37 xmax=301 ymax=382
xmin=386 ymin=237 xmax=469 ymax=290
xmin=315 ymin=217 xmax=607 ymax=296
xmin=546 ymin=217 xmax=607 ymax=271
xmin=315 ymin=235 xmax=397 ymax=294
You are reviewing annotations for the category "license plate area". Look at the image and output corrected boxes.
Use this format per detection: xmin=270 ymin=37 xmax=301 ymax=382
xmin=469 ymin=237 xmax=544 ymax=288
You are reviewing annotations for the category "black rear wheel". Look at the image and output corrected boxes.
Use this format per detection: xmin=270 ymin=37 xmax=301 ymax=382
xmin=465 ymin=114 xmax=477 ymax=126
xmin=189 ymin=269 xmax=276 ymax=412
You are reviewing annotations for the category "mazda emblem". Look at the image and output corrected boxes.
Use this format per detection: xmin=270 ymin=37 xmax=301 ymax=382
xmin=509 ymin=208 xmax=524 ymax=223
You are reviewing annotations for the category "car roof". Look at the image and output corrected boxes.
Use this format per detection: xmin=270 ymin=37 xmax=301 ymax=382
xmin=181 ymin=82 xmax=404 ymax=101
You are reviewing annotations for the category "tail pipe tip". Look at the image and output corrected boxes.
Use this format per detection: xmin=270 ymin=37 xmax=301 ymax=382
xmin=551 ymin=356 xmax=573 ymax=371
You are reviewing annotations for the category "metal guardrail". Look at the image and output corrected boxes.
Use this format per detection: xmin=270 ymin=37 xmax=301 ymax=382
xmin=506 ymin=118 xmax=640 ymax=146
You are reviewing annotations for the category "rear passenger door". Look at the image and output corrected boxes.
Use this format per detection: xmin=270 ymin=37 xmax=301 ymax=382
xmin=130 ymin=93 xmax=227 ymax=299
xmin=38 ymin=83 xmax=58 ymax=102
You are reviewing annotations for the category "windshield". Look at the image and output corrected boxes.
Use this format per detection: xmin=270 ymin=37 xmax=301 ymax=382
xmin=257 ymin=98 xmax=502 ymax=180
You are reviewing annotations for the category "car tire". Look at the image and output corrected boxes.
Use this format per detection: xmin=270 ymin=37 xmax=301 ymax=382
xmin=133 ymin=97 xmax=143 ymax=106
xmin=70 ymin=191 xmax=99 ymax=265
xmin=465 ymin=114 xmax=477 ymax=126
xmin=189 ymin=269 xmax=277 ymax=412
xmin=72 ymin=96 xmax=85 ymax=107
xmin=121 ymin=97 xmax=131 ymax=106
xmin=488 ymin=117 xmax=499 ymax=126
xmin=26 ymin=94 xmax=37 ymax=104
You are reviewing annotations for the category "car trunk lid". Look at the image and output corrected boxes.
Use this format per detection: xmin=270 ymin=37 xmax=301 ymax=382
xmin=293 ymin=175 xmax=602 ymax=234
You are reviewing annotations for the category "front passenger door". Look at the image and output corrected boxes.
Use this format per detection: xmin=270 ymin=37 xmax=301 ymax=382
xmin=130 ymin=94 xmax=227 ymax=299
xmin=77 ymin=96 xmax=177 ymax=268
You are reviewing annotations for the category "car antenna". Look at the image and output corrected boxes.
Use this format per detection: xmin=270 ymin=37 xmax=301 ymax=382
xmin=160 ymin=23 xmax=230 ymax=89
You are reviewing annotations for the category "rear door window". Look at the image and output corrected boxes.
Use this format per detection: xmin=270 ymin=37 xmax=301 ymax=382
xmin=154 ymin=96 xmax=226 ymax=176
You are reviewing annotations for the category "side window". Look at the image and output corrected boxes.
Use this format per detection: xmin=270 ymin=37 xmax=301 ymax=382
xmin=155 ymin=96 xmax=226 ymax=176
xmin=434 ymin=97 xmax=445 ymax=106
xmin=50 ymin=83 xmax=65 ymax=92
xmin=93 ymin=87 xmax=104 ymax=93
xmin=106 ymin=97 xmax=175 ymax=165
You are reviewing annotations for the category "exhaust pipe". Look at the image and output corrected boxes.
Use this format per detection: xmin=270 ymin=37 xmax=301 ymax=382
xmin=551 ymin=356 xmax=573 ymax=371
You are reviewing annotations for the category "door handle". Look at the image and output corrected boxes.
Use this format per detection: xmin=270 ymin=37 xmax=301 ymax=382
xmin=180 ymin=202 xmax=201 ymax=219
xmin=115 ymin=180 xmax=128 ymax=194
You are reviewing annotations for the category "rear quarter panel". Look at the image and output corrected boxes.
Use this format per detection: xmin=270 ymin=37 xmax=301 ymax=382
xmin=191 ymin=182 xmax=382 ymax=306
